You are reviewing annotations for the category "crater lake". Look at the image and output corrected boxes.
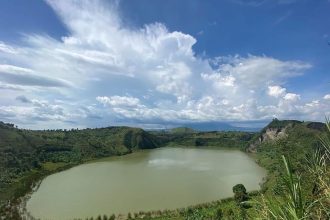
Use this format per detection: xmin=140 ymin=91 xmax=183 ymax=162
xmin=26 ymin=147 xmax=266 ymax=219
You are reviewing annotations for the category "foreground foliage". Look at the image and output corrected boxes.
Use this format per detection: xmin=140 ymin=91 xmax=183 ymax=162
xmin=255 ymin=121 xmax=330 ymax=219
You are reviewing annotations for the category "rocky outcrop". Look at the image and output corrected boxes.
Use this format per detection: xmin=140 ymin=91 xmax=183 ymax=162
xmin=247 ymin=126 xmax=288 ymax=153
xmin=261 ymin=127 xmax=288 ymax=141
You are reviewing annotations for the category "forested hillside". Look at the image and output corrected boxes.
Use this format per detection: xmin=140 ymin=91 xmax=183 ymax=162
xmin=0 ymin=122 xmax=160 ymax=208
xmin=151 ymin=129 xmax=254 ymax=149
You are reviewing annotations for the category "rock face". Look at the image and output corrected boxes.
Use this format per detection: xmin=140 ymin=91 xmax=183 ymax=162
xmin=247 ymin=126 xmax=288 ymax=153
xmin=246 ymin=119 xmax=306 ymax=153
xmin=261 ymin=127 xmax=288 ymax=141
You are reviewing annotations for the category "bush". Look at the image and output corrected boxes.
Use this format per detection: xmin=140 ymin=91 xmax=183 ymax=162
xmin=233 ymin=184 xmax=249 ymax=205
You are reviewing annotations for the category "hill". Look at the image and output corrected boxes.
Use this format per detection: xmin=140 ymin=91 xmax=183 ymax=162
xmin=0 ymin=122 xmax=160 ymax=208
xmin=249 ymin=119 xmax=328 ymax=194
xmin=152 ymin=130 xmax=255 ymax=149
xmin=181 ymin=121 xmax=262 ymax=131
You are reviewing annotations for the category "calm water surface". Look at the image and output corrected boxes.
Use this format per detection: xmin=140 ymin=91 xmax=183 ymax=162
xmin=26 ymin=147 xmax=266 ymax=219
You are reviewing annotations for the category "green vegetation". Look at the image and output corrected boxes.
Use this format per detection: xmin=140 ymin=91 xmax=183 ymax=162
xmin=255 ymin=123 xmax=330 ymax=219
xmin=261 ymin=118 xmax=302 ymax=131
xmin=255 ymin=120 xmax=327 ymax=194
xmin=232 ymin=184 xmax=249 ymax=205
xmin=0 ymin=118 xmax=329 ymax=219
xmin=0 ymin=122 xmax=160 ymax=217
xmin=152 ymin=130 xmax=254 ymax=149
xmin=256 ymin=156 xmax=308 ymax=219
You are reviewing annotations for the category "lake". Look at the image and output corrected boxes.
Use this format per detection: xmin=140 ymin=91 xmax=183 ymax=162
xmin=26 ymin=147 xmax=266 ymax=219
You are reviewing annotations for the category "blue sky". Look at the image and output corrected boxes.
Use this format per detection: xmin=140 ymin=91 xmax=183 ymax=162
xmin=0 ymin=0 xmax=329 ymax=129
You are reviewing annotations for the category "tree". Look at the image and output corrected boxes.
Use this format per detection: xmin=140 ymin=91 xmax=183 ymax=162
xmin=232 ymin=184 xmax=248 ymax=205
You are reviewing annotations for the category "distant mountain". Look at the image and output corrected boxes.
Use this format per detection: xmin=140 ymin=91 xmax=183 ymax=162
xmin=180 ymin=121 xmax=262 ymax=132
xmin=169 ymin=127 xmax=196 ymax=134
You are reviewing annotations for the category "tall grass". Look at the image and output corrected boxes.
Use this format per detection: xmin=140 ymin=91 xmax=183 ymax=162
xmin=257 ymin=156 xmax=307 ymax=220
xmin=257 ymin=119 xmax=330 ymax=220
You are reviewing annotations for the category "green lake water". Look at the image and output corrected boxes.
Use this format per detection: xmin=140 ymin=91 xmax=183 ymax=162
xmin=26 ymin=147 xmax=266 ymax=219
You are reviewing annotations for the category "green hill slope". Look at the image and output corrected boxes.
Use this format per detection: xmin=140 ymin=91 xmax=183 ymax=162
xmin=152 ymin=130 xmax=255 ymax=149
xmin=0 ymin=122 xmax=160 ymax=207
xmin=251 ymin=119 xmax=327 ymax=193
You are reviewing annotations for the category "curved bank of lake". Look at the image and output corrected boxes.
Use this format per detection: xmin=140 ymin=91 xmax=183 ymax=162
xmin=26 ymin=147 xmax=266 ymax=219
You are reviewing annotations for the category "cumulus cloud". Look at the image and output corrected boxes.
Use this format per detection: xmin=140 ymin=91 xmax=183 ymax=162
xmin=268 ymin=85 xmax=286 ymax=98
xmin=209 ymin=55 xmax=310 ymax=89
xmin=324 ymin=94 xmax=330 ymax=100
xmin=283 ymin=93 xmax=300 ymax=101
xmin=0 ymin=0 xmax=328 ymax=129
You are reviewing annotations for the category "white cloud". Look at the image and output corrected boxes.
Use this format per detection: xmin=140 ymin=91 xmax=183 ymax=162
xmin=0 ymin=42 xmax=18 ymax=54
xmin=96 ymin=96 xmax=141 ymax=107
xmin=209 ymin=55 xmax=310 ymax=89
xmin=0 ymin=64 xmax=35 ymax=74
xmin=283 ymin=93 xmax=300 ymax=101
xmin=0 ymin=0 xmax=327 ymax=129
xmin=0 ymin=64 xmax=71 ymax=87
xmin=324 ymin=94 xmax=330 ymax=100
xmin=201 ymin=73 xmax=236 ymax=87
xmin=268 ymin=85 xmax=286 ymax=98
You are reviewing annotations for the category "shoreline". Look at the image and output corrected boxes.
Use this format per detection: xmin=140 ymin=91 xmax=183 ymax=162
xmin=18 ymin=180 xmax=42 ymax=219
xmin=19 ymin=146 xmax=266 ymax=219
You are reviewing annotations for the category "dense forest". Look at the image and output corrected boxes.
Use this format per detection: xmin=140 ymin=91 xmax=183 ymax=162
xmin=0 ymin=119 xmax=329 ymax=219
